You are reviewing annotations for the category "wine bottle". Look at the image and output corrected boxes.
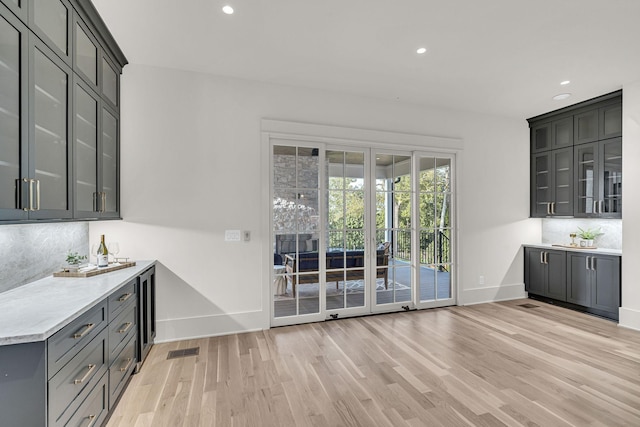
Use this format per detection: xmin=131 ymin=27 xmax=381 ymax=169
xmin=97 ymin=234 xmax=109 ymax=267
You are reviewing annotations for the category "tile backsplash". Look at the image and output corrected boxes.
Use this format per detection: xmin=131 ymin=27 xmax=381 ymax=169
xmin=0 ymin=222 xmax=89 ymax=294
xmin=541 ymin=218 xmax=622 ymax=249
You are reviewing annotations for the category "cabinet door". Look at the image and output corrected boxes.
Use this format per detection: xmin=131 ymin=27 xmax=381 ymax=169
xmin=566 ymin=253 xmax=591 ymax=306
xmin=574 ymin=142 xmax=598 ymax=217
xmin=550 ymin=147 xmax=573 ymax=215
xmin=29 ymin=39 xmax=72 ymax=219
xmin=599 ymin=138 xmax=621 ymax=218
xmin=545 ymin=250 xmax=566 ymax=301
xmin=73 ymin=80 xmax=99 ymax=217
xmin=531 ymin=153 xmax=551 ymax=217
xmin=525 ymin=248 xmax=545 ymax=295
xmin=100 ymin=106 xmax=119 ymax=216
xmin=574 ymin=109 xmax=598 ymax=145
xmin=30 ymin=0 xmax=71 ymax=63
xmin=1 ymin=0 xmax=27 ymax=22
xmin=599 ymin=103 xmax=622 ymax=140
xmin=591 ymin=255 xmax=620 ymax=315
xmin=101 ymin=56 xmax=118 ymax=109
xmin=74 ymin=18 xmax=98 ymax=88
xmin=551 ymin=117 xmax=573 ymax=149
xmin=531 ymin=123 xmax=551 ymax=153
xmin=0 ymin=8 xmax=28 ymax=220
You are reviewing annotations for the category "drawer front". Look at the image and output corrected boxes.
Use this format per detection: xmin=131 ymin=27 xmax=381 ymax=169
xmin=48 ymin=300 xmax=108 ymax=379
xmin=108 ymin=279 xmax=136 ymax=322
xmin=108 ymin=301 xmax=136 ymax=360
xmin=63 ymin=373 xmax=109 ymax=427
xmin=109 ymin=334 xmax=137 ymax=409
xmin=48 ymin=328 xmax=108 ymax=427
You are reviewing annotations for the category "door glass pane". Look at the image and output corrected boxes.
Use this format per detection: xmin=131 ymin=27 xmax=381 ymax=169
xmin=102 ymin=58 xmax=117 ymax=105
xmin=34 ymin=0 xmax=67 ymax=54
xmin=577 ymin=145 xmax=595 ymax=214
xmin=76 ymin=24 xmax=97 ymax=84
xmin=34 ymin=49 xmax=67 ymax=210
xmin=376 ymin=154 xmax=412 ymax=305
xmin=102 ymin=109 xmax=117 ymax=212
xmin=418 ymin=156 xmax=452 ymax=302
xmin=554 ymin=149 xmax=572 ymax=210
xmin=326 ymin=150 xmax=366 ymax=310
xmin=273 ymin=145 xmax=320 ymax=318
xmin=602 ymin=140 xmax=621 ymax=214
xmin=0 ymin=16 xmax=21 ymax=209
xmin=75 ymin=85 xmax=97 ymax=212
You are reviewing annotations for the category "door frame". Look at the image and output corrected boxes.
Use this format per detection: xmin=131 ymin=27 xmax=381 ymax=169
xmin=261 ymin=120 xmax=462 ymax=327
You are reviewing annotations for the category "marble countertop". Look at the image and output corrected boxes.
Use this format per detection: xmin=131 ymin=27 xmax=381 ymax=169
xmin=0 ymin=260 xmax=155 ymax=346
xmin=522 ymin=243 xmax=622 ymax=256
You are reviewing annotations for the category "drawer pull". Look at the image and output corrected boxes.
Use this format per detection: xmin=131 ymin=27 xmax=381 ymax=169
xmin=73 ymin=323 xmax=95 ymax=339
xmin=84 ymin=414 xmax=97 ymax=427
xmin=118 ymin=322 xmax=133 ymax=334
xmin=118 ymin=292 xmax=133 ymax=302
xmin=119 ymin=357 xmax=133 ymax=372
xmin=74 ymin=364 xmax=96 ymax=385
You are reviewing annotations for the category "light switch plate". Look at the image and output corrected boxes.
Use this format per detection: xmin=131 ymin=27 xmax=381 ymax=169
xmin=225 ymin=230 xmax=241 ymax=242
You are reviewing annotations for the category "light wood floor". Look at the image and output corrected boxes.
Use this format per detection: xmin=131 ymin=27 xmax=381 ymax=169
xmin=106 ymin=300 xmax=640 ymax=427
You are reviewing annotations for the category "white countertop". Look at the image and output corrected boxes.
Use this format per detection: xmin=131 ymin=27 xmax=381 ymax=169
xmin=523 ymin=243 xmax=622 ymax=256
xmin=0 ymin=260 xmax=155 ymax=346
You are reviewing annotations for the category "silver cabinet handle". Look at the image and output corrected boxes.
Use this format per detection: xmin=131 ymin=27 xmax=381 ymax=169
xmin=119 ymin=357 xmax=133 ymax=372
xmin=540 ymin=251 xmax=544 ymax=264
xmin=546 ymin=203 xmax=550 ymax=215
xmin=74 ymin=364 xmax=96 ymax=384
xmin=551 ymin=202 xmax=555 ymax=215
xmin=545 ymin=252 xmax=549 ymax=264
xmin=593 ymin=200 xmax=598 ymax=214
xmin=591 ymin=257 xmax=596 ymax=271
xmin=83 ymin=415 xmax=97 ymax=427
xmin=118 ymin=292 xmax=132 ymax=302
xmin=34 ymin=179 xmax=40 ymax=211
xmin=599 ymin=200 xmax=604 ymax=214
xmin=102 ymin=192 xmax=107 ymax=212
xmin=118 ymin=322 xmax=133 ymax=334
xmin=586 ymin=256 xmax=590 ymax=270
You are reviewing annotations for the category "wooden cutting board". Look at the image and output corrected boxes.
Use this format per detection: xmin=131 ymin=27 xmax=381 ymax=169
xmin=53 ymin=261 xmax=136 ymax=278
xmin=552 ymin=244 xmax=597 ymax=250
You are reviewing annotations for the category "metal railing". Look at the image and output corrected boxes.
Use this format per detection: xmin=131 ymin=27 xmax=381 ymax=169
xmin=395 ymin=230 xmax=450 ymax=270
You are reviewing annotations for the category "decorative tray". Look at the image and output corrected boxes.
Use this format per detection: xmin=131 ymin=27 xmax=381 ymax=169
xmin=53 ymin=261 xmax=136 ymax=278
xmin=551 ymin=244 xmax=598 ymax=250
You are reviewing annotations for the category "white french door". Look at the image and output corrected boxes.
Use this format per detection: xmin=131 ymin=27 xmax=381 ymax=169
xmin=271 ymin=143 xmax=456 ymax=326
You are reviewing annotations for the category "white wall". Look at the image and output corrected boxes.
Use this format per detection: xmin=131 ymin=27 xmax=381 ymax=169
xmin=90 ymin=64 xmax=539 ymax=341
xmin=621 ymin=80 xmax=640 ymax=330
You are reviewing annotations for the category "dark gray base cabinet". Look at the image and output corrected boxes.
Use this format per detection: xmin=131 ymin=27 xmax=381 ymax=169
xmin=0 ymin=269 xmax=155 ymax=427
xmin=525 ymin=247 xmax=621 ymax=320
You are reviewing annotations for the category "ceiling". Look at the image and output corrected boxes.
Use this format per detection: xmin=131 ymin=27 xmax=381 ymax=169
xmin=92 ymin=0 xmax=640 ymax=119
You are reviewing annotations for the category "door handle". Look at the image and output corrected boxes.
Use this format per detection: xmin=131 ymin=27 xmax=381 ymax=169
xmin=585 ymin=256 xmax=590 ymax=270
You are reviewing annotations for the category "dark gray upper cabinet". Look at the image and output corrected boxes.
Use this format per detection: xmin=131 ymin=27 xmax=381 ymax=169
xmin=574 ymin=109 xmax=599 ymax=145
xmin=574 ymin=137 xmax=621 ymax=218
xmin=530 ymin=147 xmax=573 ymax=217
xmin=0 ymin=6 xmax=28 ymax=221
xmin=528 ymin=91 xmax=622 ymax=218
xmin=0 ymin=0 xmax=127 ymax=223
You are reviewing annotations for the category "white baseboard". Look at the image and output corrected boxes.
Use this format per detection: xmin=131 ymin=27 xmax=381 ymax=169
xmin=619 ymin=307 xmax=640 ymax=332
xmin=155 ymin=310 xmax=267 ymax=343
xmin=461 ymin=283 xmax=527 ymax=306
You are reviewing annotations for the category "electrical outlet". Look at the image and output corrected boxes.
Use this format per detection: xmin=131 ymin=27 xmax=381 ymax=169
xmin=243 ymin=231 xmax=250 ymax=241
xmin=225 ymin=230 xmax=241 ymax=242
xmin=479 ymin=275 xmax=485 ymax=285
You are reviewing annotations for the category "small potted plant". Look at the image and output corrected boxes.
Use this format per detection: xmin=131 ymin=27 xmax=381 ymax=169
xmin=64 ymin=251 xmax=87 ymax=272
xmin=576 ymin=227 xmax=603 ymax=248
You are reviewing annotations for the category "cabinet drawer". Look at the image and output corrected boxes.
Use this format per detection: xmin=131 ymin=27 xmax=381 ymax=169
xmin=48 ymin=328 xmax=108 ymax=427
xmin=108 ymin=279 xmax=136 ymax=322
xmin=63 ymin=372 xmax=109 ymax=427
xmin=108 ymin=301 xmax=136 ymax=360
xmin=48 ymin=300 xmax=108 ymax=379
xmin=109 ymin=334 xmax=137 ymax=409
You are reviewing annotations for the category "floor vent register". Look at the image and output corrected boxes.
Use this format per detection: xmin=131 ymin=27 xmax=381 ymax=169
xmin=167 ymin=347 xmax=200 ymax=360
xmin=518 ymin=303 xmax=540 ymax=309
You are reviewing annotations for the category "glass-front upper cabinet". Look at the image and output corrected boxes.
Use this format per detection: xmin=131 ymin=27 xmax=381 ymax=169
xmin=574 ymin=138 xmax=621 ymax=218
xmin=74 ymin=18 xmax=98 ymax=87
xmin=0 ymin=7 xmax=28 ymax=220
xmin=102 ymin=56 xmax=118 ymax=108
xmin=74 ymin=81 xmax=98 ymax=217
xmin=30 ymin=0 xmax=71 ymax=63
xmin=30 ymin=40 xmax=72 ymax=219
xmin=1 ymin=0 xmax=27 ymax=21
xmin=101 ymin=106 xmax=119 ymax=215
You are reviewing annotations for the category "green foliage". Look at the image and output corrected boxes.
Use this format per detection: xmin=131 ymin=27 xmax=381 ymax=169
xmin=576 ymin=227 xmax=603 ymax=240
xmin=66 ymin=251 xmax=87 ymax=265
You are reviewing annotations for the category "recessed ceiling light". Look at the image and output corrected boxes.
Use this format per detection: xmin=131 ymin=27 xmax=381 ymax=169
xmin=416 ymin=47 xmax=427 ymax=54
xmin=553 ymin=93 xmax=571 ymax=101
xmin=222 ymin=5 xmax=234 ymax=14
xmin=560 ymin=80 xmax=571 ymax=85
